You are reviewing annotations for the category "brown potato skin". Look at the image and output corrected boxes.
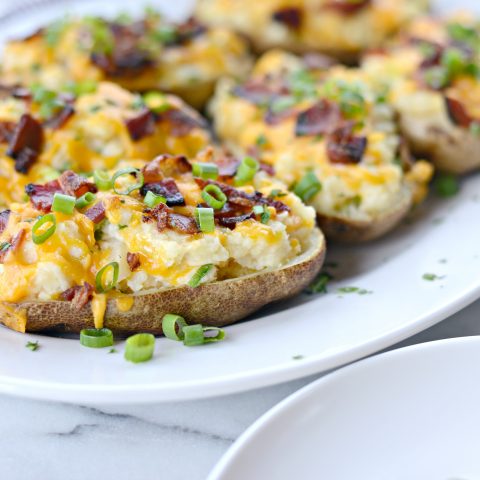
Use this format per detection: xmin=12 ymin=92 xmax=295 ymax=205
xmin=317 ymin=188 xmax=413 ymax=243
xmin=0 ymin=231 xmax=325 ymax=336
xmin=399 ymin=116 xmax=480 ymax=175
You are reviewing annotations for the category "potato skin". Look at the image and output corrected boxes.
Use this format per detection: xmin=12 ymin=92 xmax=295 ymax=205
xmin=399 ymin=116 xmax=480 ymax=175
xmin=0 ymin=231 xmax=325 ymax=336
xmin=317 ymin=187 xmax=413 ymax=243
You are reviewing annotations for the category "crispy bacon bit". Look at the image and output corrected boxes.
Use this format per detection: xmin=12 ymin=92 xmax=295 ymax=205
xmin=144 ymin=203 xmax=169 ymax=231
xmin=272 ymin=7 xmax=303 ymax=29
xmin=60 ymin=282 xmax=94 ymax=309
xmin=84 ymin=202 xmax=106 ymax=224
xmin=295 ymin=99 xmax=341 ymax=137
xmin=324 ymin=0 xmax=371 ymax=14
xmin=25 ymin=180 xmax=62 ymax=213
xmin=217 ymin=212 xmax=255 ymax=229
xmin=44 ymin=105 xmax=75 ymax=130
xmin=141 ymin=179 xmax=185 ymax=206
xmin=7 ymin=114 xmax=44 ymax=173
xmin=265 ymin=106 xmax=298 ymax=126
xmin=158 ymin=109 xmax=207 ymax=137
xmin=0 ymin=121 xmax=17 ymax=143
xmin=326 ymin=123 xmax=367 ymax=164
xmin=141 ymin=154 xmax=192 ymax=183
xmin=58 ymin=170 xmax=97 ymax=198
xmin=170 ymin=18 xmax=207 ymax=45
xmin=0 ymin=210 xmax=10 ymax=235
xmin=167 ymin=213 xmax=199 ymax=234
xmin=233 ymin=80 xmax=285 ymax=106
xmin=259 ymin=162 xmax=276 ymax=176
xmin=0 ymin=229 xmax=26 ymax=263
xmin=127 ymin=252 xmax=141 ymax=271
xmin=125 ymin=109 xmax=155 ymax=141
xmin=445 ymin=96 xmax=473 ymax=128
xmin=216 ymin=152 xmax=240 ymax=177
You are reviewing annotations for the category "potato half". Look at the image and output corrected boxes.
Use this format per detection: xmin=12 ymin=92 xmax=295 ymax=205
xmin=0 ymin=229 xmax=325 ymax=335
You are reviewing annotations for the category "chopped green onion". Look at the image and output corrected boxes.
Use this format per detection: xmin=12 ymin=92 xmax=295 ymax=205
xmin=307 ymin=272 xmax=332 ymax=294
xmin=234 ymin=156 xmax=259 ymax=186
xmin=192 ymin=162 xmax=219 ymax=180
xmin=32 ymin=214 xmax=57 ymax=244
xmin=183 ymin=324 xmax=205 ymax=346
xmin=201 ymin=185 xmax=227 ymax=210
xmin=256 ymin=134 xmax=267 ymax=147
xmin=162 ymin=314 xmax=188 ymax=341
xmin=143 ymin=91 xmax=171 ymax=114
xmin=183 ymin=325 xmax=226 ymax=346
xmin=203 ymin=327 xmax=226 ymax=344
xmin=253 ymin=205 xmax=264 ymax=215
xmin=293 ymin=171 xmax=322 ymax=202
xmin=253 ymin=205 xmax=271 ymax=224
xmin=75 ymin=192 xmax=96 ymax=209
xmin=80 ymin=328 xmax=114 ymax=348
xmin=52 ymin=192 xmax=76 ymax=215
xmin=112 ymin=168 xmax=144 ymax=195
xmin=95 ymin=262 xmax=119 ymax=293
xmin=93 ymin=170 xmax=112 ymax=191
xmin=124 ymin=333 xmax=155 ymax=363
xmin=196 ymin=207 xmax=215 ymax=233
xmin=423 ymin=66 xmax=450 ymax=90
xmin=25 ymin=341 xmax=39 ymax=351
xmin=65 ymin=80 xmax=98 ymax=96
xmin=434 ymin=173 xmax=459 ymax=198
xmin=144 ymin=190 xmax=166 ymax=208
xmin=188 ymin=264 xmax=213 ymax=288
xmin=441 ymin=47 xmax=467 ymax=78
xmin=0 ymin=242 xmax=11 ymax=252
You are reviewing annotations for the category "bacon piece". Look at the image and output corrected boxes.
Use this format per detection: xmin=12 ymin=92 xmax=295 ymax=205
xmin=302 ymin=52 xmax=338 ymax=71
xmin=259 ymin=162 xmax=276 ymax=176
xmin=0 ymin=210 xmax=10 ymax=235
xmin=217 ymin=212 xmax=255 ymax=229
xmin=7 ymin=114 xmax=44 ymax=173
xmin=25 ymin=179 xmax=62 ymax=213
xmin=265 ymin=106 xmax=298 ymax=126
xmin=272 ymin=7 xmax=303 ymax=29
xmin=60 ymin=282 xmax=94 ymax=309
xmin=326 ymin=123 xmax=367 ymax=164
xmin=84 ymin=202 xmax=106 ymax=224
xmin=141 ymin=179 xmax=185 ymax=206
xmin=167 ymin=213 xmax=199 ymax=234
xmin=0 ymin=121 xmax=17 ymax=143
xmin=216 ymin=152 xmax=241 ymax=177
xmin=295 ymin=99 xmax=341 ymax=137
xmin=170 ymin=18 xmax=207 ymax=45
xmin=158 ymin=109 xmax=207 ymax=137
xmin=144 ymin=203 xmax=170 ymax=231
xmin=141 ymin=154 xmax=191 ymax=183
xmin=125 ymin=109 xmax=155 ymax=141
xmin=445 ymin=96 xmax=473 ymax=128
xmin=233 ymin=80 xmax=287 ymax=106
xmin=58 ymin=170 xmax=97 ymax=198
xmin=44 ymin=105 xmax=75 ymax=130
xmin=324 ymin=0 xmax=371 ymax=14
xmin=0 ymin=229 xmax=26 ymax=263
xmin=126 ymin=252 xmax=141 ymax=271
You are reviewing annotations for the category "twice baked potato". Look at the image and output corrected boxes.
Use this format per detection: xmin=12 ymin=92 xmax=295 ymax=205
xmin=195 ymin=0 xmax=429 ymax=62
xmin=1 ymin=11 xmax=252 ymax=108
xmin=209 ymin=50 xmax=433 ymax=242
xmin=0 ymin=81 xmax=210 ymax=207
xmin=362 ymin=15 xmax=480 ymax=174
xmin=0 ymin=151 xmax=325 ymax=334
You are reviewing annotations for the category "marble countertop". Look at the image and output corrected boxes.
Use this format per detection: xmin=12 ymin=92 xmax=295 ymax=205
xmin=0 ymin=299 xmax=478 ymax=480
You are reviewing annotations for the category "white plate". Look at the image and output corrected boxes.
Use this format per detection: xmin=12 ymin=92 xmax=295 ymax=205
xmin=0 ymin=0 xmax=479 ymax=404
xmin=209 ymin=336 xmax=480 ymax=480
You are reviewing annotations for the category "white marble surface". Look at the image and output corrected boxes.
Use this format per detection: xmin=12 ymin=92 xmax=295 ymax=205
xmin=0 ymin=298 xmax=478 ymax=480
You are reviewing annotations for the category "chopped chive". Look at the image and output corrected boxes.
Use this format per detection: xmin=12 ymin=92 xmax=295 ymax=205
xmin=162 ymin=314 xmax=188 ymax=341
xmin=124 ymin=333 xmax=155 ymax=363
xmin=25 ymin=341 xmax=39 ymax=351
xmin=95 ymin=262 xmax=119 ymax=293
xmin=188 ymin=264 xmax=213 ymax=288
xmin=52 ymin=193 xmax=76 ymax=215
xmin=75 ymin=192 xmax=96 ymax=209
xmin=234 ymin=156 xmax=259 ymax=186
xmin=293 ymin=171 xmax=321 ymax=202
xmin=80 ymin=328 xmax=114 ymax=348
xmin=112 ymin=168 xmax=144 ymax=195
xmin=201 ymin=184 xmax=227 ymax=210
xmin=143 ymin=91 xmax=170 ymax=114
xmin=196 ymin=207 xmax=215 ymax=233
xmin=93 ymin=170 xmax=112 ymax=191
xmin=144 ymin=190 xmax=166 ymax=208
xmin=434 ymin=173 xmax=459 ymax=197
xmin=192 ymin=163 xmax=219 ymax=180
xmin=32 ymin=214 xmax=57 ymax=245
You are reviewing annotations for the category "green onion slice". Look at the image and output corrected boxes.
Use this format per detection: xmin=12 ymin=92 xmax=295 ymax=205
xmin=95 ymin=262 xmax=119 ymax=293
xmin=183 ymin=325 xmax=226 ymax=346
xmin=144 ymin=190 xmax=166 ymax=208
xmin=253 ymin=205 xmax=270 ymax=224
xmin=434 ymin=173 xmax=459 ymax=198
xmin=75 ymin=192 xmax=96 ymax=209
xmin=124 ymin=333 xmax=155 ymax=363
xmin=188 ymin=264 xmax=213 ymax=288
xmin=80 ymin=328 xmax=114 ymax=348
xmin=192 ymin=162 xmax=219 ymax=180
xmin=201 ymin=184 xmax=227 ymax=210
xmin=196 ymin=207 xmax=215 ymax=233
xmin=112 ymin=168 xmax=144 ymax=195
xmin=234 ymin=156 xmax=259 ymax=186
xmin=52 ymin=192 xmax=76 ymax=215
xmin=203 ymin=327 xmax=226 ymax=344
xmin=183 ymin=324 xmax=205 ymax=346
xmin=32 ymin=214 xmax=57 ymax=245
xmin=93 ymin=170 xmax=112 ymax=191
xmin=293 ymin=171 xmax=322 ymax=202
xmin=143 ymin=91 xmax=170 ymax=114
xmin=162 ymin=314 xmax=187 ymax=341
